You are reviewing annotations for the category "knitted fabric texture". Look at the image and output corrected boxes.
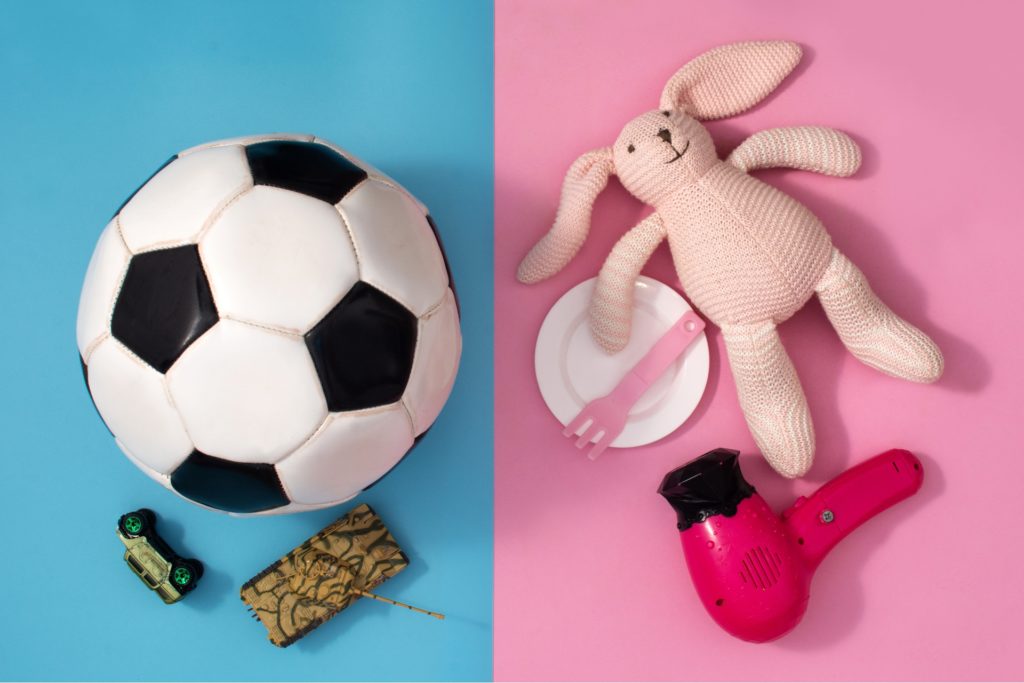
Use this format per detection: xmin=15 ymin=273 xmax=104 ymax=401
xmin=659 ymin=41 xmax=803 ymax=120
xmin=727 ymin=126 xmax=862 ymax=177
xmin=517 ymin=41 xmax=944 ymax=478
xmin=816 ymin=249 xmax=943 ymax=382
xmin=721 ymin=322 xmax=814 ymax=478
xmin=665 ymin=162 xmax=833 ymax=327
xmin=590 ymin=214 xmax=667 ymax=351
xmin=517 ymin=148 xmax=613 ymax=284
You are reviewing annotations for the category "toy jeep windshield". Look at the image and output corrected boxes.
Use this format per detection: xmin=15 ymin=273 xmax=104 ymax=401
xmin=117 ymin=509 xmax=202 ymax=604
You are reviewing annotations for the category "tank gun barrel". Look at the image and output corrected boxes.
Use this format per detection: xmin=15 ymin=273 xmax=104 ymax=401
xmin=354 ymin=589 xmax=445 ymax=620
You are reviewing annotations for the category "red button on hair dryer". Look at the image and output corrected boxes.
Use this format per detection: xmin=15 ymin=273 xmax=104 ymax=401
xmin=658 ymin=448 xmax=923 ymax=642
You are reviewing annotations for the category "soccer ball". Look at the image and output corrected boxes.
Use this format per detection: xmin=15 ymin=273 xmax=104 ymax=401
xmin=77 ymin=134 xmax=461 ymax=516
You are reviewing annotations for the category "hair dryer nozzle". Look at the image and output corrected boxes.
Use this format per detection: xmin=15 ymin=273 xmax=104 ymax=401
xmin=657 ymin=448 xmax=756 ymax=530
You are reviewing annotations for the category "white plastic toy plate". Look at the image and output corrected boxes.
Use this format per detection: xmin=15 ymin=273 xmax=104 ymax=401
xmin=534 ymin=276 xmax=709 ymax=449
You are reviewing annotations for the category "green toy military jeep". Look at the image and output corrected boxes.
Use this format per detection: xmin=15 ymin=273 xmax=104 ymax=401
xmin=117 ymin=509 xmax=202 ymax=604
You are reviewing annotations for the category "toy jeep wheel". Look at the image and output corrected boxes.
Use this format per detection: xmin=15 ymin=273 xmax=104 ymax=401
xmin=171 ymin=561 xmax=198 ymax=591
xmin=119 ymin=511 xmax=148 ymax=538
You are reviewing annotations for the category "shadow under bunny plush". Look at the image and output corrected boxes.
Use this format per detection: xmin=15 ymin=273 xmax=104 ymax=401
xmin=517 ymin=41 xmax=943 ymax=478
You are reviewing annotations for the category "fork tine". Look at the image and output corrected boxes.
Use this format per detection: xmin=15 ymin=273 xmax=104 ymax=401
xmin=575 ymin=423 xmax=602 ymax=449
xmin=563 ymin=413 xmax=591 ymax=438
xmin=587 ymin=432 xmax=613 ymax=460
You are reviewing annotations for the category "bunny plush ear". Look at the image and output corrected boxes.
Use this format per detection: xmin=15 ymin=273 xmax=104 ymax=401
xmin=517 ymin=148 xmax=614 ymax=284
xmin=660 ymin=41 xmax=803 ymax=120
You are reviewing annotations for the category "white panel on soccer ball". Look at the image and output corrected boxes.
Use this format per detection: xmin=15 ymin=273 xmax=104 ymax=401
xmin=76 ymin=219 xmax=130 ymax=360
xmin=278 ymin=404 xmax=414 ymax=505
xmin=338 ymin=179 xmax=448 ymax=316
xmin=201 ymin=185 xmax=359 ymax=334
xmin=119 ymin=146 xmax=252 ymax=253
xmin=116 ymin=438 xmax=171 ymax=487
xmin=179 ymin=133 xmax=315 ymax=157
xmin=167 ymin=320 xmax=327 ymax=463
xmin=87 ymin=338 xmax=193 ymax=473
xmin=403 ymin=288 xmax=461 ymax=435
xmin=370 ymin=176 xmax=431 ymax=218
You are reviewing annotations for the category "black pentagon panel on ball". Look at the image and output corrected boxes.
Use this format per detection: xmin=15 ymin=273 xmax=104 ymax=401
xmin=111 ymin=245 xmax=218 ymax=373
xmin=305 ymin=282 xmax=418 ymax=412
xmin=245 ymin=141 xmax=367 ymax=204
xmin=170 ymin=450 xmax=290 ymax=514
xmin=112 ymin=155 xmax=177 ymax=218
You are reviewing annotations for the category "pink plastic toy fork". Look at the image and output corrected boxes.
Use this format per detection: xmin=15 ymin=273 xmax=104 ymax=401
xmin=563 ymin=310 xmax=705 ymax=459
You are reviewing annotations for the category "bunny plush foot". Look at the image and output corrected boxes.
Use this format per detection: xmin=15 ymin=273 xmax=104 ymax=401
xmin=816 ymin=249 xmax=943 ymax=383
xmin=721 ymin=322 xmax=815 ymax=478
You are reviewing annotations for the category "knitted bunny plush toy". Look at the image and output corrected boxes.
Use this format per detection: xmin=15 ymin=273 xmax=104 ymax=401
xmin=517 ymin=41 xmax=943 ymax=478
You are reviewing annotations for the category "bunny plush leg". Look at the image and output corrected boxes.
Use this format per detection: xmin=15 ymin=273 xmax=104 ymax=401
xmin=721 ymin=322 xmax=815 ymax=478
xmin=815 ymin=249 xmax=943 ymax=382
xmin=589 ymin=214 xmax=667 ymax=353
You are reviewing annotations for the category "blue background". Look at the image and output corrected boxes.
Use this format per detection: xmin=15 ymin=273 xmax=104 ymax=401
xmin=0 ymin=2 xmax=493 ymax=680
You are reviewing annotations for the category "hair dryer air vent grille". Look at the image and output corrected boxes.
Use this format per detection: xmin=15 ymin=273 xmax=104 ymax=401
xmin=739 ymin=546 xmax=782 ymax=590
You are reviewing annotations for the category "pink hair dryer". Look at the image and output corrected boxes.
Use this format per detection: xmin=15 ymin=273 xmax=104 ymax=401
xmin=658 ymin=448 xmax=923 ymax=642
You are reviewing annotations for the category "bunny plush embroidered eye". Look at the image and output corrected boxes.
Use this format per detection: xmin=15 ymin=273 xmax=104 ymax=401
xmin=517 ymin=41 xmax=943 ymax=478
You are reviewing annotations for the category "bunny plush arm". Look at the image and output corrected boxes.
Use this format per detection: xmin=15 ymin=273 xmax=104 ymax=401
xmin=727 ymin=126 xmax=862 ymax=176
xmin=589 ymin=213 xmax=667 ymax=353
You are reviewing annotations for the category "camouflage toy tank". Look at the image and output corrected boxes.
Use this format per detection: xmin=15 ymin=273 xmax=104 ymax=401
xmin=241 ymin=503 xmax=442 ymax=647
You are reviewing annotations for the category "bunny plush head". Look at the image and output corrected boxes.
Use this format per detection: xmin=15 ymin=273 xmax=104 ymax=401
xmin=517 ymin=41 xmax=803 ymax=284
xmin=611 ymin=109 xmax=716 ymax=205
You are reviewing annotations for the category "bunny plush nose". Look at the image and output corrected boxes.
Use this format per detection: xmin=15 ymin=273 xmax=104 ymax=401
xmin=657 ymin=128 xmax=673 ymax=143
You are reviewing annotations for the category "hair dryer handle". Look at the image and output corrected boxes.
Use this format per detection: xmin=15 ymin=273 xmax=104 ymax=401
xmin=782 ymin=449 xmax=924 ymax=569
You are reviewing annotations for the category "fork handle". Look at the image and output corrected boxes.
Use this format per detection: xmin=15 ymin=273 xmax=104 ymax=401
xmin=610 ymin=310 xmax=705 ymax=407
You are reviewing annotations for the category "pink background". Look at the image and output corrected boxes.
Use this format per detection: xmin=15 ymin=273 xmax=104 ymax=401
xmin=494 ymin=1 xmax=1024 ymax=680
